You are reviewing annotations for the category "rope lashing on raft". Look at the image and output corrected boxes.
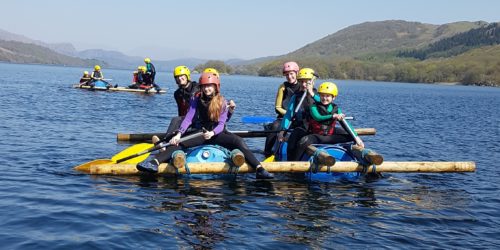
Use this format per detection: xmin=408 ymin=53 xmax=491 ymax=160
xmin=227 ymin=149 xmax=242 ymax=175
xmin=308 ymin=149 xmax=331 ymax=174
xmin=361 ymin=164 xmax=377 ymax=174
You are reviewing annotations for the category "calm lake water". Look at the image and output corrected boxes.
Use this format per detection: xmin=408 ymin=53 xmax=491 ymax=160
xmin=0 ymin=62 xmax=499 ymax=249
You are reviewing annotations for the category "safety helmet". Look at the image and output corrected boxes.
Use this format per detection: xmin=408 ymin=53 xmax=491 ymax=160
xmin=83 ymin=71 xmax=89 ymax=75
xmin=297 ymin=68 xmax=315 ymax=80
xmin=94 ymin=65 xmax=101 ymax=70
xmin=137 ymin=66 xmax=142 ymax=70
xmin=199 ymin=72 xmax=220 ymax=92
xmin=203 ymin=68 xmax=220 ymax=77
xmin=174 ymin=65 xmax=191 ymax=81
xmin=282 ymin=61 xmax=299 ymax=74
xmin=144 ymin=58 xmax=151 ymax=63
xmin=317 ymin=82 xmax=338 ymax=96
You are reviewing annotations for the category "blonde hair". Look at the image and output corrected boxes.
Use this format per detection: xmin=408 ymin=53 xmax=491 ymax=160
xmin=208 ymin=94 xmax=224 ymax=121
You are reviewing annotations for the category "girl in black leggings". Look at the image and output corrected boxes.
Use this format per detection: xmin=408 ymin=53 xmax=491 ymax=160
xmin=137 ymin=72 xmax=274 ymax=179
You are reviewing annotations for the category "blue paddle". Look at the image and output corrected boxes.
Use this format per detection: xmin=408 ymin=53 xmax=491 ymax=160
xmin=241 ymin=116 xmax=276 ymax=124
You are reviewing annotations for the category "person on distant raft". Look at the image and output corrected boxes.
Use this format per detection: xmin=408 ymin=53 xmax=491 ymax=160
xmin=263 ymin=61 xmax=301 ymax=157
xmin=277 ymin=68 xmax=318 ymax=160
xmin=144 ymin=58 xmax=156 ymax=84
xmin=137 ymin=72 xmax=274 ymax=179
xmin=78 ymin=71 xmax=91 ymax=87
xmin=143 ymin=58 xmax=161 ymax=92
xmin=89 ymin=65 xmax=113 ymax=89
xmin=128 ymin=66 xmax=143 ymax=89
xmin=289 ymin=82 xmax=364 ymax=161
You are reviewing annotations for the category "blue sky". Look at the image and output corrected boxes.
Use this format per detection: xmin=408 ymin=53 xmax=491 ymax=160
xmin=1 ymin=0 xmax=498 ymax=60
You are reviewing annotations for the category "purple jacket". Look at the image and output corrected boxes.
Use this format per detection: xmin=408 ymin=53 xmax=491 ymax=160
xmin=179 ymin=96 xmax=228 ymax=135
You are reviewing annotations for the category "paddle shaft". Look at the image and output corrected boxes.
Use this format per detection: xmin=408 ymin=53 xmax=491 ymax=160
xmin=339 ymin=118 xmax=359 ymax=142
xmin=117 ymin=128 xmax=376 ymax=142
xmin=115 ymin=132 xmax=203 ymax=163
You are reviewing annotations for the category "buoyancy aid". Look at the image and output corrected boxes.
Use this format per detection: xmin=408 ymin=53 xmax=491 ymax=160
xmin=308 ymin=103 xmax=339 ymax=136
xmin=174 ymin=81 xmax=200 ymax=116
xmin=92 ymin=70 xmax=103 ymax=79
xmin=290 ymin=91 xmax=314 ymax=129
xmin=276 ymin=81 xmax=300 ymax=117
xmin=192 ymin=93 xmax=220 ymax=131
xmin=132 ymin=72 xmax=138 ymax=83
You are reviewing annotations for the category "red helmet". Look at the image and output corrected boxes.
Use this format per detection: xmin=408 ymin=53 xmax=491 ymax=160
xmin=199 ymin=72 xmax=220 ymax=92
xmin=282 ymin=61 xmax=299 ymax=74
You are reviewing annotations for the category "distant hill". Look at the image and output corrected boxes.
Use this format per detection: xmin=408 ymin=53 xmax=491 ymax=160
xmin=0 ymin=28 xmax=79 ymax=56
xmin=0 ymin=40 xmax=103 ymax=67
xmin=77 ymin=49 xmax=207 ymax=71
xmin=273 ymin=20 xmax=486 ymax=60
xmin=234 ymin=20 xmax=499 ymax=86
xmin=0 ymin=28 xmax=207 ymax=71
xmin=398 ymin=23 xmax=500 ymax=59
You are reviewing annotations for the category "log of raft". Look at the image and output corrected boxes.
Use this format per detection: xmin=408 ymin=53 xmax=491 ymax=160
xmin=305 ymin=145 xmax=336 ymax=166
xmin=75 ymin=161 xmax=476 ymax=175
xmin=350 ymin=145 xmax=384 ymax=165
xmin=116 ymin=128 xmax=377 ymax=142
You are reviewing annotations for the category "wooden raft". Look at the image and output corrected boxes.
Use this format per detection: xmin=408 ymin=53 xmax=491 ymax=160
xmin=77 ymin=161 xmax=476 ymax=175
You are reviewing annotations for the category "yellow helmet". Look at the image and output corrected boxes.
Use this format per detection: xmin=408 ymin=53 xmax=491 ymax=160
xmin=297 ymin=68 xmax=315 ymax=80
xmin=144 ymin=58 xmax=151 ymax=63
xmin=203 ymin=68 xmax=219 ymax=77
xmin=137 ymin=66 xmax=142 ymax=70
xmin=83 ymin=71 xmax=89 ymax=75
xmin=318 ymin=82 xmax=338 ymax=96
xmin=141 ymin=66 xmax=147 ymax=72
xmin=174 ymin=65 xmax=191 ymax=81
xmin=94 ymin=65 xmax=101 ymax=70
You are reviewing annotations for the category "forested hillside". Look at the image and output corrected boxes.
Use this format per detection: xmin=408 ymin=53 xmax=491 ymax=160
xmin=398 ymin=23 xmax=499 ymax=59
xmin=236 ymin=20 xmax=499 ymax=86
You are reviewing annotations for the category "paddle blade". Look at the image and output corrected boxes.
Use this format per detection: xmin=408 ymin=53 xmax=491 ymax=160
xmin=74 ymin=159 xmax=113 ymax=172
xmin=241 ymin=116 xmax=275 ymax=124
xmin=111 ymin=143 xmax=153 ymax=164
xmin=264 ymin=155 xmax=275 ymax=162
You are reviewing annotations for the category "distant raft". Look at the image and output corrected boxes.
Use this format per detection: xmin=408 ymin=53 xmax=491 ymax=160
xmin=73 ymin=83 xmax=166 ymax=94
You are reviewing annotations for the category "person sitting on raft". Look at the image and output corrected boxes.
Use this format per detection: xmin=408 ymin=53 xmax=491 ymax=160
xmin=157 ymin=67 xmax=235 ymax=143
xmin=264 ymin=61 xmax=301 ymax=157
xmin=128 ymin=66 xmax=143 ymax=89
xmin=289 ymin=82 xmax=365 ymax=161
xmin=78 ymin=71 xmax=91 ymax=87
xmin=277 ymin=68 xmax=318 ymax=160
xmin=137 ymin=72 xmax=274 ymax=179
xmin=89 ymin=65 xmax=113 ymax=89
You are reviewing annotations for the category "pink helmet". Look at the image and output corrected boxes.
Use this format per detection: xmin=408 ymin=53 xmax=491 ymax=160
xmin=282 ymin=61 xmax=299 ymax=74
xmin=199 ymin=72 xmax=220 ymax=92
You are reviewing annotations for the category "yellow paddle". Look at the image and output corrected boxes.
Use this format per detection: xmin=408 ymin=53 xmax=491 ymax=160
xmin=74 ymin=143 xmax=153 ymax=172
xmin=74 ymin=132 xmax=204 ymax=172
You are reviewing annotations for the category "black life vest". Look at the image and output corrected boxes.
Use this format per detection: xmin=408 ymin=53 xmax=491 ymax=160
xmin=277 ymin=81 xmax=300 ymax=117
xmin=308 ymin=103 xmax=338 ymax=136
xmin=92 ymin=70 xmax=102 ymax=78
xmin=290 ymin=91 xmax=314 ymax=130
xmin=174 ymin=81 xmax=200 ymax=116
xmin=192 ymin=93 xmax=220 ymax=131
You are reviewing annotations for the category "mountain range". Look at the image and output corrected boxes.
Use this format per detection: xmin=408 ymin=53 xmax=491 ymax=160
xmin=1 ymin=20 xmax=498 ymax=86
